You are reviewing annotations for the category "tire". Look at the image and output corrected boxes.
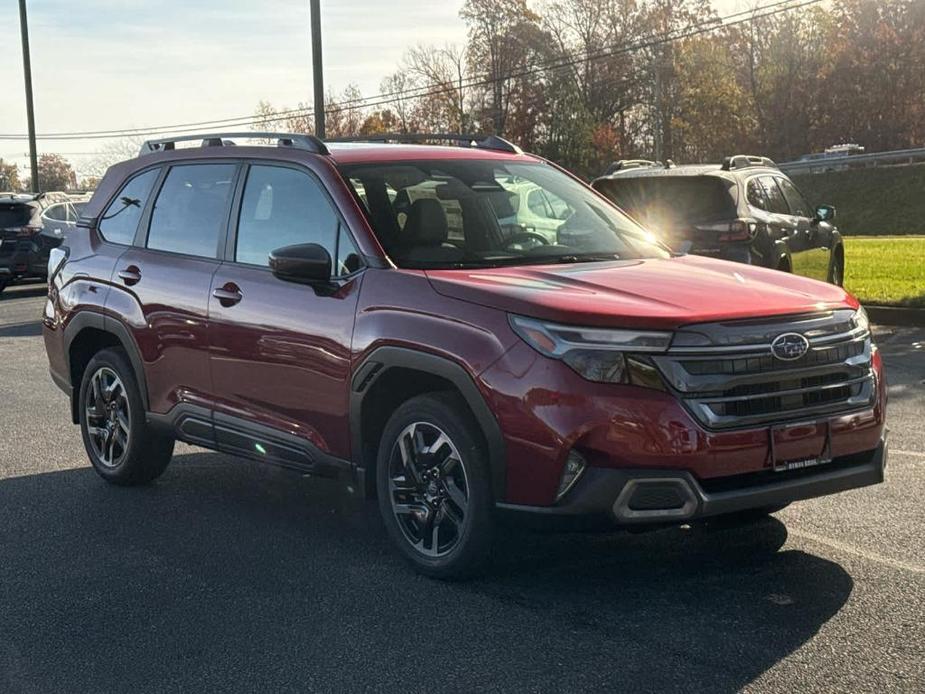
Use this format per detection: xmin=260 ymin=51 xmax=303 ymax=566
xmin=0 ymin=280 xmax=8 ymax=295
xmin=828 ymin=253 xmax=844 ymax=286
xmin=376 ymin=392 xmax=494 ymax=580
xmin=78 ymin=347 xmax=174 ymax=485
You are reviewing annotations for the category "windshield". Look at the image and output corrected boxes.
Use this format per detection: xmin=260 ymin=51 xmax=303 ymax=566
xmin=340 ymin=159 xmax=668 ymax=269
xmin=597 ymin=176 xmax=736 ymax=228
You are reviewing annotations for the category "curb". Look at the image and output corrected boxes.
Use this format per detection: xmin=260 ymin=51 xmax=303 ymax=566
xmin=865 ymin=305 xmax=925 ymax=327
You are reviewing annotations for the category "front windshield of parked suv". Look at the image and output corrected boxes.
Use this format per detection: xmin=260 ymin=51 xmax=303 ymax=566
xmin=340 ymin=159 xmax=668 ymax=269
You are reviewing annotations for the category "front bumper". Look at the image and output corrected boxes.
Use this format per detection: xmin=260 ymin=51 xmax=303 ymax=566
xmin=496 ymin=437 xmax=886 ymax=529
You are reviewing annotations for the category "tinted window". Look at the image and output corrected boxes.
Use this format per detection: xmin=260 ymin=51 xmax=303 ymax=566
xmin=746 ymin=179 xmax=766 ymax=210
xmin=777 ymin=178 xmax=812 ymax=217
xmin=98 ymin=169 xmax=159 ymax=245
xmin=0 ymin=203 xmax=34 ymax=228
xmin=758 ymin=177 xmax=789 ymax=215
xmin=235 ymin=165 xmax=338 ymax=268
xmin=147 ymin=164 xmax=235 ymax=258
xmin=599 ymin=176 xmax=737 ymax=227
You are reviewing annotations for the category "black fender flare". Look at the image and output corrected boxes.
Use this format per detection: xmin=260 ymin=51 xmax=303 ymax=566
xmin=63 ymin=311 xmax=150 ymax=420
xmin=349 ymin=346 xmax=507 ymax=500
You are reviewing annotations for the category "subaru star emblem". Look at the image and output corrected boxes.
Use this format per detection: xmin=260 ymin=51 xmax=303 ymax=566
xmin=771 ymin=332 xmax=810 ymax=361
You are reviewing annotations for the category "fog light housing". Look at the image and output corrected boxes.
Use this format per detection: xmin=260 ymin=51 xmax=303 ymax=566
xmin=556 ymin=450 xmax=587 ymax=501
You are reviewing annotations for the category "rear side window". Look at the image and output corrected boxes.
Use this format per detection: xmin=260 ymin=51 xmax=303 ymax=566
xmin=147 ymin=164 xmax=235 ymax=258
xmin=99 ymin=169 xmax=159 ymax=245
xmin=235 ymin=165 xmax=340 ymax=268
xmin=776 ymin=178 xmax=812 ymax=217
xmin=758 ymin=177 xmax=789 ymax=215
xmin=746 ymin=179 xmax=766 ymax=210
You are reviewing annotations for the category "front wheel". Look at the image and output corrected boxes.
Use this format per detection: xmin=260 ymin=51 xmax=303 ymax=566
xmin=376 ymin=393 xmax=494 ymax=580
xmin=79 ymin=348 xmax=174 ymax=485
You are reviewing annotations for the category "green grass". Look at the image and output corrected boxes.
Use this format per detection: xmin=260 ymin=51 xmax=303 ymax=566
xmin=843 ymin=236 xmax=925 ymax=307
xmin=791 ymin=163 xmax=925 ymax=236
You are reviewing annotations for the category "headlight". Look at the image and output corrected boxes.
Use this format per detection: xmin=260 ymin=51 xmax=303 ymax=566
xmin=852 ymin=306 xmax=870 ymax=333
xmin=509 ymin=315 xmax=672 ymax=387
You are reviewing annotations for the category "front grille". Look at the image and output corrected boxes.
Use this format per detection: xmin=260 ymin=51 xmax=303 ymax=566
xmin=654 ymin=310 xmax=875 ymax=429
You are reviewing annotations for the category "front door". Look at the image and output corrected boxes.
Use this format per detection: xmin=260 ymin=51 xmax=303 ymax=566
xmin=208 ymin=162 xmax=364 ymax=466
xmin=776 ymin=176 xmax=831 ymax=282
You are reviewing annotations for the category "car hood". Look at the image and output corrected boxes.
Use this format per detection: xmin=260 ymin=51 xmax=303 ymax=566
xmin=425 ymin=255 xmax=857 ymax=330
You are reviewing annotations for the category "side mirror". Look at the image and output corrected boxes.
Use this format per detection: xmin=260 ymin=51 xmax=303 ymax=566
xmin=269 ymin=243 xmax=332 ymax=285
xmin=814 ymin=204 xmax=836 ymax=223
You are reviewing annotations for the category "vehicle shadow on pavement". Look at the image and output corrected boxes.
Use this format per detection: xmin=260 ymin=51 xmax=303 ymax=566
xmin=0 ymin=451 xmax=852 ymax=693
xmin=0 ymin=285 xmax=46 ymax=302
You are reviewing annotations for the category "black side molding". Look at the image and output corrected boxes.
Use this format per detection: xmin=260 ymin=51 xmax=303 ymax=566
xmin=349 ymin=346 xmax=507 ymax=499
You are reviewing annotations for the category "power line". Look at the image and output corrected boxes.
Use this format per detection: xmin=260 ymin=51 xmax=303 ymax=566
xmin=0 ymin=0 xmax=822 ymax=143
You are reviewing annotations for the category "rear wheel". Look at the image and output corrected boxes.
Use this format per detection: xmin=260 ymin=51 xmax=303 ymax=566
xmin=79 ymin=348 xmax=174 ymax=485
xmin=376 ymin=392 xmax=494 ymax=580
xmin=0 ymin=280 xmax=8 ymax=295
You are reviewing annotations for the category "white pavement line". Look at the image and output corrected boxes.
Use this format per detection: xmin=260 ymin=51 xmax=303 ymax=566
xmin=892 ymin=449 xmax=925 ymax=459
xmin=790 ymin=529 xmax=925 ymax=574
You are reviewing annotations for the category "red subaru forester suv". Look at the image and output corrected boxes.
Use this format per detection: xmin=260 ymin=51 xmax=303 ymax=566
xmin=43 ymin=132 xmax=887 ymax=578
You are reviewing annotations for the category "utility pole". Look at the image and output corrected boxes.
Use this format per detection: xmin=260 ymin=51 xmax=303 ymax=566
xmin=310 ymin=0 xmax=325 ymax=138
xmin=19 ymin=0 xmax=39 ymax=192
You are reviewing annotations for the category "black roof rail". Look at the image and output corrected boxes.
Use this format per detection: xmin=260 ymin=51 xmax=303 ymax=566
xmin=721 ymin=154 xmax=777 ymax=171
xmin=327 ymin=132 xmax=523 ymax=155
xmin=138 ymin=131 xmax=329 ymax=157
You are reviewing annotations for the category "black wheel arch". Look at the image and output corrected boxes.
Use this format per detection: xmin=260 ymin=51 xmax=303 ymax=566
xmin=63 ymin=311 xmax=149 ymax=424
xmin=350 ymin=346 xmax=507 ymax=501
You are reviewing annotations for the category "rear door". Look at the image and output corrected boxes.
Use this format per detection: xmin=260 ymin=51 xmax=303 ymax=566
xmin=208 ymin=161 xmax=364 ymax=466
xmin=109 ymin=162 xmax=238 ymax=425
xmin=776 ymin=176 xmax=830 ymax=281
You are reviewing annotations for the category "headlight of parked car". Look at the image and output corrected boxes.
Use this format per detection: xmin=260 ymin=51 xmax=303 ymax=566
xmin=509 ymin=315 xmax=671 ymax=388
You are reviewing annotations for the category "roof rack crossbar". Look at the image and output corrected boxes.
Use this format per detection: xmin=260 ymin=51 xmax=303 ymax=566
xmin=721 ymin=154 xmax=777 ymax=171
xmin=139 ymin=132 xmax=329 ymax=157
xmin=327 ymin=132 xmax=523 ymax=155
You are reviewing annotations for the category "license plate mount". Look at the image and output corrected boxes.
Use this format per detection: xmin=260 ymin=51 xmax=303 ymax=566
xmin=767 ymin=419 xmax=833 ymax=473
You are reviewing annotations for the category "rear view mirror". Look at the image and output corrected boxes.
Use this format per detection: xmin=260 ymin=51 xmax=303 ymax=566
xmin=269 ymin=243 xmax=332 ymax=285
xmin=815 ymin=204 xmax=836 ymax=222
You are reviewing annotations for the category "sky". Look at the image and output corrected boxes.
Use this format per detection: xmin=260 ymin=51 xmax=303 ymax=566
xmin=0 ymin=0 xmax=745 ymax=178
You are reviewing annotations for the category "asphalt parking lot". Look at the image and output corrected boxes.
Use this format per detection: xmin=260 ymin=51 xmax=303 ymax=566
xmin=0 ymin=282 xmax=923 ymax=693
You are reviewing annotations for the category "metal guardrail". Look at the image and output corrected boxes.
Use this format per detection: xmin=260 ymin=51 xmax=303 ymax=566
xmin=780 ymin=147 xmax=925 ymax=174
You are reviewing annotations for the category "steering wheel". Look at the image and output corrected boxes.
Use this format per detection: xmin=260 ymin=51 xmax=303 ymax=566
xmin=504 ymin=231 xmax=550 ymax=251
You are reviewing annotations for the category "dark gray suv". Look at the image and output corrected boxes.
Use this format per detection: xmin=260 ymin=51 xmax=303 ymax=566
xmin=592 ymin=155 xmax=844 ymax=285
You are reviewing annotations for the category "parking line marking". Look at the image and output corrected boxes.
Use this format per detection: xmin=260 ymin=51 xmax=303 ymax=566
xmin=790 ymin=529 xmax=925 ymax=574
xmin=892 ymin=449 xmax=925 ymax=459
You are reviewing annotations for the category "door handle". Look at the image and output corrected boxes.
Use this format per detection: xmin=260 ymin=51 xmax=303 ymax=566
xmin=212 ymin=284 xmax=243 ymax=306
xmin=117 ymin=266 xmax=141 ymax=285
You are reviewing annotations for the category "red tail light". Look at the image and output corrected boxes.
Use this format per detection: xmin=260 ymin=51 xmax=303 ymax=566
xmin=717 ymin=219 xmax=757 ymax=242
xmin=16 ymin=225 xmax=43 ymax=237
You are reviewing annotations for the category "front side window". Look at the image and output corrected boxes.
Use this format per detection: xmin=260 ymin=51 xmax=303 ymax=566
xmin=236 ymin=165 xmax=356 ymax=272
xmin=340 ymin=159 xmax=667 ymax=269
xmin=147 ymin=164 xmax=235 ymax=258
xmin=776 ymin=177 xmax=812 ymax=218
xmin=99 ymin=168 xmax=159 ymax=245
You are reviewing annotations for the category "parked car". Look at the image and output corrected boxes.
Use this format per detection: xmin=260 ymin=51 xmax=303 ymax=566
xmin=0 ymin=192 xmax=70 ymax=294
xmin=592 ymin=155 xmax=845 ymax=285
xmin=43 ymin=133 xmax=886 ymax=579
